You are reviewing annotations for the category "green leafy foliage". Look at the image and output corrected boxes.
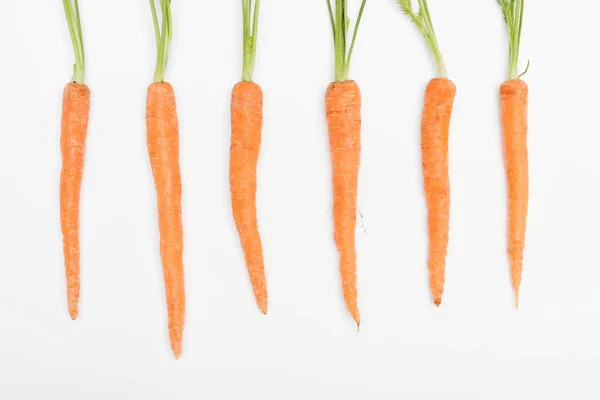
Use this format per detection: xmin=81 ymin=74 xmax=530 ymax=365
xmin=496 ymin=0 xmax=526 ymax=79
xmin=150 ymin=0 xmax=173 ymax=83
xmin=397 ymin=0 xmax=446 ymax=78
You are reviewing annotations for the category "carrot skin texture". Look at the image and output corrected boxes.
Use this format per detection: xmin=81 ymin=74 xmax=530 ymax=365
xmin=325 ymin=80 xmax=361 ymax=327
xmin=230 ymin=81 xmax=268 ymax=314
xmin=146 ymin=82 xmax=185 ymax=359
xmin=421 ymin=78 xmax=456 ymax=306
xmin=60 ymin=82 xmax=90 ymax=320
xmin=500 ymin=79 xmax=528 ymax=307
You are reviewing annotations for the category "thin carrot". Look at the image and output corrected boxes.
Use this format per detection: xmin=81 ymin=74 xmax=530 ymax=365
xmin=60 ymin=0 xmax=90 ymax=320
xmin=230 ymin=0 xmax=268 ymax=314
xmin=325 ymin=0 xmax=367 ymax=328
xmin=147 ymin=0 xmax=185 ymax=359
xmin=497 ymin=0 xmax=529 ymax=307
xmin=399 ymin=0 xmax=455 ymax=306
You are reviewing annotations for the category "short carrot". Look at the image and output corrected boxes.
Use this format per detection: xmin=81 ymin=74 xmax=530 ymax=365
xmin=60 ymin=0 xmax=90 ymax=320
xmin=497 ymin=0 xmax=529 ymax=307
xmin=230 ymin=0 xmax=268 ymax=314
xmin=325 ymin=0 xmax=367 ymax=328
xmin=398 ymin=0 xmax=455 ymax=306
xmin=147 ymin=0 xmax=185 ymax=359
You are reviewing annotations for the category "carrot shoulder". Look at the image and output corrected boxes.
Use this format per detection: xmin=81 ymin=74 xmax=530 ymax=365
xmin=500 ymin=79 xmax=528 ymax=306
xmin=326 ymin=80 xmax=361 ymax=327
xmin=60 ymin=82 xmax=90 ymax=320
xmin=421 ymin=78 xmax=456 ymax=306
xmin=230 ymin=81 xmax=268 ymax=314
xmin=146 ymin=82 xmax=185 ymax=359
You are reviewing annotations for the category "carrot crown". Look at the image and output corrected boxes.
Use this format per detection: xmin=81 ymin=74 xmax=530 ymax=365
xmin=241 ymin=0 xmax=261 ymax=82
xmin=398 ymin=0 xmax=447 ymax=78
xmin=326 ymin=0 xmax=368 ymax=82
xmin=62 ymin=0 xmax=85 ymax=84
xmin=150 ymin=0 xmax=173 ymax=83
xmin=497 ymin=0 xmax=528 ymax=80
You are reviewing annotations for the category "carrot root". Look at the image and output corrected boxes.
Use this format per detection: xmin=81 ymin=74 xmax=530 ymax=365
xmin=146 ymin=82 xmax=185 ymax=359
xmin=60 ymin=82 xmax=91 ymax=320
xmin=230 ymin=81 xmax=268 ymax=314
xmin=421 ymin=78 xmax=456 ymax=306
xmin=500 ymin=79 xmax=529 ymax=308
xmin=326 ymin=80 xmax=361 ymax=327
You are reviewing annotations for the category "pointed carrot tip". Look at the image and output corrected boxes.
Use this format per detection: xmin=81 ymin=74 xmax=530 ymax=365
xmin=172 ymin=347 xmax=182 ymax=360
xmin=69 ymin=308 xmax=78 ymax=320
xmin=433 ymin=297 xmax=442 ymax=307
xmin=357 ymin=322 xmax=360 ymax=333
xmin=259 ymin=303 xmax=268 ymax=315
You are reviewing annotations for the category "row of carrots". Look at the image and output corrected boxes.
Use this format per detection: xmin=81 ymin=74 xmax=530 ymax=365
xmin=59 ymin=0 xmax=530 ymax=359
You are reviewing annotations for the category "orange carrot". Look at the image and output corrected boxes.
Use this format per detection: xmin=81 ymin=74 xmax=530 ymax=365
xmin=146 ymin=82 xmax=185 ymax=359
xmin=326 ymin=80 xmax=362 ymax=327
xmin=61 ymin=0 xmax=89 ymax=319
xmin=500 ymin=79 xmax=528 ymax=306
xmin=230 ymin=0 xmax=268 ymax=314
xmin=421 ymin=78 xmax=456 ymax=306
xmin=230 ymin=82 xmax=268 ymax=314
xmin=497 ymin=0 xmax=529 ymax=307
xmin=325 ymin=0 xmax=367 ymax=327
xmin=60 ymin=82 xmax=90 ymax=320
xmin=399 ymin=0 xmax=454 ymax=306
xmin=147 ymin=0 xmax=185 ymax=359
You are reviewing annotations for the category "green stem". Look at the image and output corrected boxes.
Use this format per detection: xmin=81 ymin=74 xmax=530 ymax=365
xmin=151 ymin=0 xmax=172 ymax=83
xmin=62 ymin=0 xmax=85 ymax=84
xmin=342 ymin=0 xmax=367 ymax=80
xmin=330 ymin=0 xmax=367 ymax=82
xmin=242 ymin=0 xmax=260 ymax=81
xmin=499 ymin=0 xmax=525 ymax=80
xmin=326 ymin=0 xmax=335 ymax=39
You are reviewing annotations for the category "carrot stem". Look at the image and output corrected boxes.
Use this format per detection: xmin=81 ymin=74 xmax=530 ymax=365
xmin=150 ymin=0 xmax=172 ymax=83
xmin=62 ymin=0 xmax=85 ymax=84
xmin=241 ymin=0 xmax=261 ymax=82
xmin=397 ymin=0 xmax=447 ymax=78
xmin=497 ymin=0 xmax=526 ymax=79
xmin=329 ymin=0 xmax=368 ymax=82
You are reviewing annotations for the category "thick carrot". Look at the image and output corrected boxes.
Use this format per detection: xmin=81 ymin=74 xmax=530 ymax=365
xmin=326 ymin=80 xmax=362 ymax=326
xmin=421 ymin=78 xmax=456 ymax=306
xmin=399 ymin=0 xmax=454 ymax=306
xmin=147 ymin=0 xmax=184 ymax=359
xmin=230 ymin=82 xmax=268 ymax=314
xmin=146 ymin=82 xmax=185 ymax=359
xmin=61 ymin=0 xmax=88 ymax=319
xmin=325 ymin=0 xmax=367 ymax=327
xmin=497 ymin=0 xmax=529 ymax=307
xmin=500 ymin=79 xmax=528 ymax=306
xmin=60 ymin=82 xmax=90 ymax=320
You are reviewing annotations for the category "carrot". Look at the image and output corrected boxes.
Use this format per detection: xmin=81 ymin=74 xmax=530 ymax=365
xmin=230 ymin=0 xmax=268 ymax=314
xmin=399 ymin=0 xmax=455 ymax=306
xmin=497 ymin=0 xmax=529 ymax=307
xmin=325 ymin=0 xmax=367 ymax=328
xmin=60 ymin=0 xmax=89 ymax=320
xmin=148 ymin=0 xmax=185 ymax=359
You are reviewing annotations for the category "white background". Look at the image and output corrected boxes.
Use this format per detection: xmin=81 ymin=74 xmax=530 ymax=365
xmin=0 ymin=0 xmax=598 ymax=399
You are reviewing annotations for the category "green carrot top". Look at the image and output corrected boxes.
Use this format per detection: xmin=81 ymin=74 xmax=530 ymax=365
xmin=497 ymin=0 xmax=528 ymax=80
xmin=241 ymin=0 xmax=261 ymax=82
xmin=398 ymin=0 xmax=447 ymax=78
xmin=63 ymin=0 xmax=85 ymax=84
xmin=150 ymin=0 xmax=173 ymax=83
xmin=326 ymin=0 xmax=368 ymax=82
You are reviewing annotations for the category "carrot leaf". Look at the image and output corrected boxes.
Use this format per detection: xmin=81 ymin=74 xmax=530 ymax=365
xmin=496 ymin=0 xmax=526 ymax=79
xmin=62 ymin=0 xmax=85 ymax=84
xmin=328 ymin=0 xmax=368 ymax=82
xmin=397 ymin=0 xmax=447 ymax=78
xmin=242 ymin=0 xmax=261 ymax=82
xmin=150 ymin=0 xmax=173 ymax=83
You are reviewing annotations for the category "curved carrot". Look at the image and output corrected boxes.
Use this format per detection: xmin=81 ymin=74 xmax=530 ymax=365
xmin=326 ymin=80 xmax=361 ymax=327
xmin=230 ymin=81 xmax=268 ymax=314
xmin=500 ymin=79 xmax=528 ymax=306
xmin=422 ymin=78 xmax=456 ymax=306
xmin=60 ymin=82 xmax=90 ymax=320
xmin=146 ymin=82 xmax=185 ymax=359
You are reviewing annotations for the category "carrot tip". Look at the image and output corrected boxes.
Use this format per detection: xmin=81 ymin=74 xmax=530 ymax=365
xmin=69 ymin=308 xmax=78 ymax=320
xmin=259 ymin=303 xmax=268 ymax=315
xmin=172 ymin=349 xmax=182 ymax=360
xmin=356 ymin=322 xmax=360 ymax=333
